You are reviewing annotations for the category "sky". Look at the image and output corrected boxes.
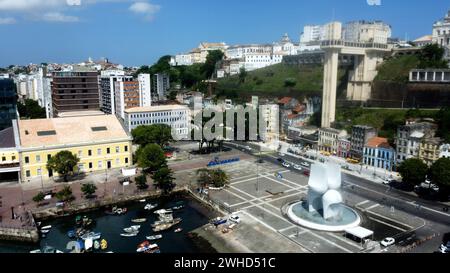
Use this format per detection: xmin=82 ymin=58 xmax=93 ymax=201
xmin=0 ymin=0 xmax=448 ymax=67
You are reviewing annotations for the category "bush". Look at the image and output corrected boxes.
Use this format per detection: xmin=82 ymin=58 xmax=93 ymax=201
xmin=284 ymin=78 xmax=297 ymax=87
xmin=32 ymin=192 xmax=45 ymax=204
xmin=55 ymin=186 xmax=75 ymax=202
xmin=81 ymin=183 xmax=97 ymax=198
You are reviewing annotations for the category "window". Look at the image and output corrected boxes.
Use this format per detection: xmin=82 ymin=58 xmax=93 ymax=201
xmin=37 ymin=168 xmax=42 ymax=176
xmin=36 ymin=155 xmax=41 ymax=163
xmin=116 ymin=146 xmax=120 ymax=153
xmin=89 ymin=162 xmax=93 ymax=169
xmin=98 ymin=161 xmax=103 ymax=168
xmin=47 ymin=154 xmax=51 ymax=160
xmin=88 ymin=150 xmax=92 ymax=156
xmin=37 ymin=130 xmax=56 ymax=136
xmin=12 ymin=156 xmax=16 ymax=161
xmin=26 ymin=170 xmax=31 ymax=177
xmin=124 ymin=145 xmax=128 ymax=152
xmin=25 ymin=156 xmax=29 ymax=164
xmin=78 ymin=151 xmax=82 ymax=157
xmin=97 ymin=148 xmax=102 ymax=155
xmin=107 ymin=148 xmax=110 ymax=154
xmin=116 ymin=158 xmax=120 ymax=165
xmin=1 ymin=156 xmax=5 ymax=161
xmin=125 ymin=158 xmax=129 ymax=164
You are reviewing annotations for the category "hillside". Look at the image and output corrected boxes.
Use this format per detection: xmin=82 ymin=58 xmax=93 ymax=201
xmin=374 ymin=55 xmax=420 ymax=83
xmin=216 ymin=63 xmax=348 ymax=102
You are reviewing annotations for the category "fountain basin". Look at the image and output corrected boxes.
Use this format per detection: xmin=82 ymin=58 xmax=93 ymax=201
xmin=287 ymin=201 xmax=361 ymax=232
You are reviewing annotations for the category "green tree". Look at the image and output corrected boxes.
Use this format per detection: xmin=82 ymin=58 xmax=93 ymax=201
xmin=202 ymin=50 xmax=224 ymax=79
xmin=81 ymin=183 xmax=97 ymax=199
xmin=32 ymin=192 xmax=45 ymax=204
xmin=17 ymin=99 xmax=46 ymax=119
xmin=152 ymin=167 xmax=175 ymax=195
xmin=55 ymin=185 xmax=74 ymax=202
xmin=136 ymin=144 xmax=167 ymax=173
xmin=210 ymin=169 xmax=229 ymax=188
xmin=430 ymin=158 xmax=450 ymax=190
xmin=418 ymin=44 xmax=448 ymax=69
xmin=435 ymin=107 xmax=450 ymax=143
xmin=238 ymin=67 xmax=247 ymax=83
xmin=284 ymin=78 xmax=297 ymax=88
xmin=131 ymin=124 xmax=173 ymax=147
xmin=135 ymin=174 xmax=148 ymax=190
xmin=196 ymin=168 xmax=212 ymax=187
xmin=398 ymin=158 xmax=429 ymax=186
xmin=168 ymin=90 xmax=178 ymax=101
xmin=46 ymin=151 xmax=80 ymax=182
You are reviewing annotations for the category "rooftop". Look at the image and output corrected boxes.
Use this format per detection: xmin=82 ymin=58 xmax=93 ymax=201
xmin=125 ymin=104 xmax=189 ymax=114
xmin=17 ymin=115 xmax=129 ymax=148
xmin=278 ymin=97 xmax=293 ymax=105
xmin=0 ymin=127 xmax=15 ymax=149
xmin=366 ymin=137 xmax=392 ymax=149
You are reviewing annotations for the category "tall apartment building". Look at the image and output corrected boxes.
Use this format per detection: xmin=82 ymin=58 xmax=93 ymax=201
xmin=114 ymin=79 xmax=140 ymax=119
xmin=0 ymin=79 xmax=18 ymax=130
xmin=350 ymin=125 xmax=377 ymax=160
xmin=152 ymin=74 xmax=170 ymax=101
xmin=137 ymin=74 xmax=151 ymax=107
xmin=51 ymin=69 xmax=100 ymax=117
xmin=99 ymin=70 xmax=132 ymax=115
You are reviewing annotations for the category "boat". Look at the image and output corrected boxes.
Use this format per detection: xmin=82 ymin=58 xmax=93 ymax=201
xmin=144 ymin=203 xmax=157 ymax=210
xmin=131 ymin=218 xmax=147 ymax=223
xmin=139 ymin=199 xmax=147 ymax=203
xmin=120 ymin=232 xmax=138 ymax=237
xmin=174 ymin=228 xmax=183 ymax=233
xmin=172 ymin=205 xmax=185 ymax=210
xmin=41 ymin=229 xmax=50 ymax=234
xmin=41 ymin=225 xmax=52 ymax=230
xmin=41 ymin=246 xmax=63 ymax=253
xmin=151 ymin=217 xmax=182 ymax=227
xmin=146 ymin=234 xmax=163 ymax=240
xmin=136 ymin=241 xmax=159 ymax=253
xmin=30 ymin=249 xmax=41 ymax=253
xmin=116 ymin=208 xmax=128 ymax=215
xmin=85 ymin=238 xmax=93 ymax=251
xmin=154 ymin=209 xmax=172 ymax=215
xmin=100 ymin=239 xmax=108 ymax=250
xmin=81 ymin=232 xmax=101 ymax=240
xmin=123 ymin=225 xmax=140 ymax=233
xmin=152 ymin=218 xmax=182 ymax=232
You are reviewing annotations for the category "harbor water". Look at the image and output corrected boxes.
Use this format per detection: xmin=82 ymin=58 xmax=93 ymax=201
xmin=0 ymin=195 xmax=214 ymax=253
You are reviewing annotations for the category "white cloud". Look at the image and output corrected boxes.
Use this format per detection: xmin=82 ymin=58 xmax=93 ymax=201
xmin=42 ymin=12 xmax=79 ymax=22
xmin=0 ymin=16 xmax=16 ymax=24
xmin=129 ymin=1 xmax=160 ymax=20
xmin=0 ymin=0 xmax=64 ymax=11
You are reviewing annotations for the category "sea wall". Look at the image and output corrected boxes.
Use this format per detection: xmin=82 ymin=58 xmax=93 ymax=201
xmin=0 ymin=226 xmax=39 ymax=243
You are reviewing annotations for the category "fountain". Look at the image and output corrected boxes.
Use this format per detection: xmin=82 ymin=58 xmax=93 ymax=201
xmin=287 ymin=162 xmax=360 ymax=232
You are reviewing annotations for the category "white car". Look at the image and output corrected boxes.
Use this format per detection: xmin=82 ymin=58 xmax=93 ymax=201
xmin=382 ymin=178 xmax=394 ymax=185
xmin=282 ymin=162 xmax=291 ymax=168
xmin=229 ymin=215 xmax=241 ymax=224
xmin=293 ymin=164 xmax=302 ymax=171
xmin=380 ymin=237 xmax=395 ymax=247
xmin=279 ymin=152 xmax=286 ymax=157
xmin=300 ymin=162 xmax=309 ymax=167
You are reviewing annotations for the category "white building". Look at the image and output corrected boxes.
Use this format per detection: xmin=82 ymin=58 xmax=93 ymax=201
xmin=343 ymin=20 xmax=392 ymax=44
xmin=100 ymin=70 xmax=132 ymax=115
xmin=138 ymin=74 xmax=151 ymax=107
xmin=123 ymin=105 xmax=190 ymax=139
xmin=260 ymin=104 xmax=280 ymax=150
xmin=439 ymin=143 xmax=450 ymax=158
xmin=432 ymin=10 xmax=450 ymax=60
xmin=396 ymin=121 xmax=437 ymax=163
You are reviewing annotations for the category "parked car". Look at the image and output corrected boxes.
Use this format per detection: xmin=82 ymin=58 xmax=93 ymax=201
xmin=277 ymin=158 xmax=284 ymax=162
xmin=380 ymin=237 xmax=396 ymax=247
xmin=293 ymin=164 xmax=302 ymax=171
xmin=279 ymin=152 xmax=286 ymax=157
xmin=303 ymin=170 xmax=310 ymax=177
xmin=382 ymin=178 xmax=394 ymax=185
xmin=300 ymin=162 xmax=309 ymax=167
xmin=229 ymin=215 xmax=241 ymax=224
xmin=282 ymin=162 xmax=291 ymax=168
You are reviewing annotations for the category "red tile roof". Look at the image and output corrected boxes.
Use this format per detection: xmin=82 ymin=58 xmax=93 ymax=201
xmin=366 ymin=137 xmax=391 ymax=149
xmin=278 ymin=97 xmax=293 ymax=105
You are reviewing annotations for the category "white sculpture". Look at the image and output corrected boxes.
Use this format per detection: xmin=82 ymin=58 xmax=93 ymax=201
xmin=307 ymin=162 xmax=343 ymax=220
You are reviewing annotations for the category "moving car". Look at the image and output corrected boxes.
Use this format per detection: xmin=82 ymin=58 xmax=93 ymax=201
xmin=380 ymin=237 xmax=395 ymax=247
xmin=282 ymin=162 xmax=291 ymax=168
xmin=229 ymin=215 xmax=241 ymax=224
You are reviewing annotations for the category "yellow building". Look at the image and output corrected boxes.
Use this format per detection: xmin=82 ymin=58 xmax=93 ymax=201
xmin=14 ymin=115 xmax=133 ymax=183
xmin=418 ymin=137 xmax=442 ymax=166
xmin=0 ymin=127 xmax=20 ymax=182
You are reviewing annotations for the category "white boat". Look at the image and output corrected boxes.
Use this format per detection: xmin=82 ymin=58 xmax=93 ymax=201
xmin=30 ymin=249 xmax=41 ymax=253
xmin=154 ymin=209 xmax=172 ymax=215
xmin=120 ymin=232 xmax=138 ymax=237
xmin=85 ymin=238 xmax=93 ymax=251
xmin=139 ymin=199 xmax=147 ymax=203
xmin=41 ymin=229 xmax=50 ymax=234
xmin=131 ymin=218 xmax=147 ymax=223
xmin=41 ymin=225 xmax=52 ymax=230
xmin=81 ymin=232 xmax=101 ymax=240
xmin=137 ymin=242 xmax=159 ymax=253
xmin=144 ymin=203 xmax=157 ymax=210
xmin=123 ymin=225 xmax=140 ymax=233
xmin=146 ymin=234 xmax=163 ymax=240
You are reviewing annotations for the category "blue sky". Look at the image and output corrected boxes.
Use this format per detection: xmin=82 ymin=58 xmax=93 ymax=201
xmin=0 ymin=0 xmax=448 ymax=67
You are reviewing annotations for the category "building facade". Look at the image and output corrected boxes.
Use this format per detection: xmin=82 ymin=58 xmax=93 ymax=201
xmin=418 ymin=137 xmax=442 ymax=166
xmin=51 ymin=69 xmax=100 ymax=116
xmin=363 ymin=137 xmax=396 ymax=171
xmin=318 ymin=127 xmax=347 ymax=155
xmin=396 ymin=121 xmax=438 ymax=163
xmin=432 ymin=10 xmax=450 ymax=60
xmin=350 ymin=125 xmax=377 ymax=160
xmin=343 ymin=20 xmax=392 ymax=44
xmin=100 ymin=70 xmax=132 ymax=115
xmin=115 ymin=80 xmax=140 ymax=119
xmin=0 ymin=78 xmax=18 ymax=131
xmin=0 ymin=126 xmax=20 ymax=183
xmin=152 ymin=74 xmax=170 ymax=101
xmin=124 ymin=105 xmax=190 ymax=138
xmin=15 ymin=115 xmax=132 ymax=182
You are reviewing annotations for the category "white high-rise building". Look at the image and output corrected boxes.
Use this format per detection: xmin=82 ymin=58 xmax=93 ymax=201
xmin=100 ymin=70 xmax=132 ymax=115
xmin=138 ymin=74 xmax=151 ymax=107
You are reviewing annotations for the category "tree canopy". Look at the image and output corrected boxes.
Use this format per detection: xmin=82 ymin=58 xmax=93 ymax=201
xmin=131 ymin=124 xmax=173 ymax=147
xmin=152 ymin=167 xmax=175 ymax=195
xmin=430 ymin=158 xmax=450 ymax=189
xmin=81 ymin=183 xmax=97 ymax=198
xmin=136 ymin=144 xmax=168 ymax=173
xmin=46 ymin=151 xmax=80 ymax=182
xmin=418 ymin=44 xmax=448 ymax=69
xmin=397 ymin=158 xmax=429 ymax=185
xmin=435 ymin=107 xmax=450 ymax=143
xmin=202 ymin=50 xmax=224 ymax=79
xmin=55 ymin=185 xmax=74 ymax=202
xmin=196 ymin=168 xmax=229 ymax=188
xmin=17 ymin=99 xmax=46 ymax=119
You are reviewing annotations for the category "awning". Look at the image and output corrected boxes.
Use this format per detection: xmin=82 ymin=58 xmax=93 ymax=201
xmin=344 ymin=226 xmax=373 ymax=239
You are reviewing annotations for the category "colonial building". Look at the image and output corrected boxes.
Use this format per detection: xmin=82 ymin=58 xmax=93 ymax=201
xmin=432 ymin=10 xmax=450 ymax=60
xmin=0 ymin=127 xmax=20 ymax=183
xmin=395 ymin=121 xmax=438 ymax=163
xmin=418 ymin=137 xmax=442 ymax=166
xmin=350 ymin=125 xmax=377 ymax=160
xmin=318 ymin=127 xmax=348 ymax=155
xmin=15 ymin=115 xmax=132 ymax=183
xmin=363 ymin=137 xmax=396 ymax=171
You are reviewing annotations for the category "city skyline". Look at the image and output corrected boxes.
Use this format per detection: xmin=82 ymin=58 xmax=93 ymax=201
xmin=0 ymin=0 xmax=448 ymax=67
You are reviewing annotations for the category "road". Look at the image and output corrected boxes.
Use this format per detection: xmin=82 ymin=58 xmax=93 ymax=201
xmin=225 ymin=141 xmax=450 ymax=227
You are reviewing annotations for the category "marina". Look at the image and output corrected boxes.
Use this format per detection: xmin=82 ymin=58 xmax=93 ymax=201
xmin=0 ymin=196 xmax=213 ymax=253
